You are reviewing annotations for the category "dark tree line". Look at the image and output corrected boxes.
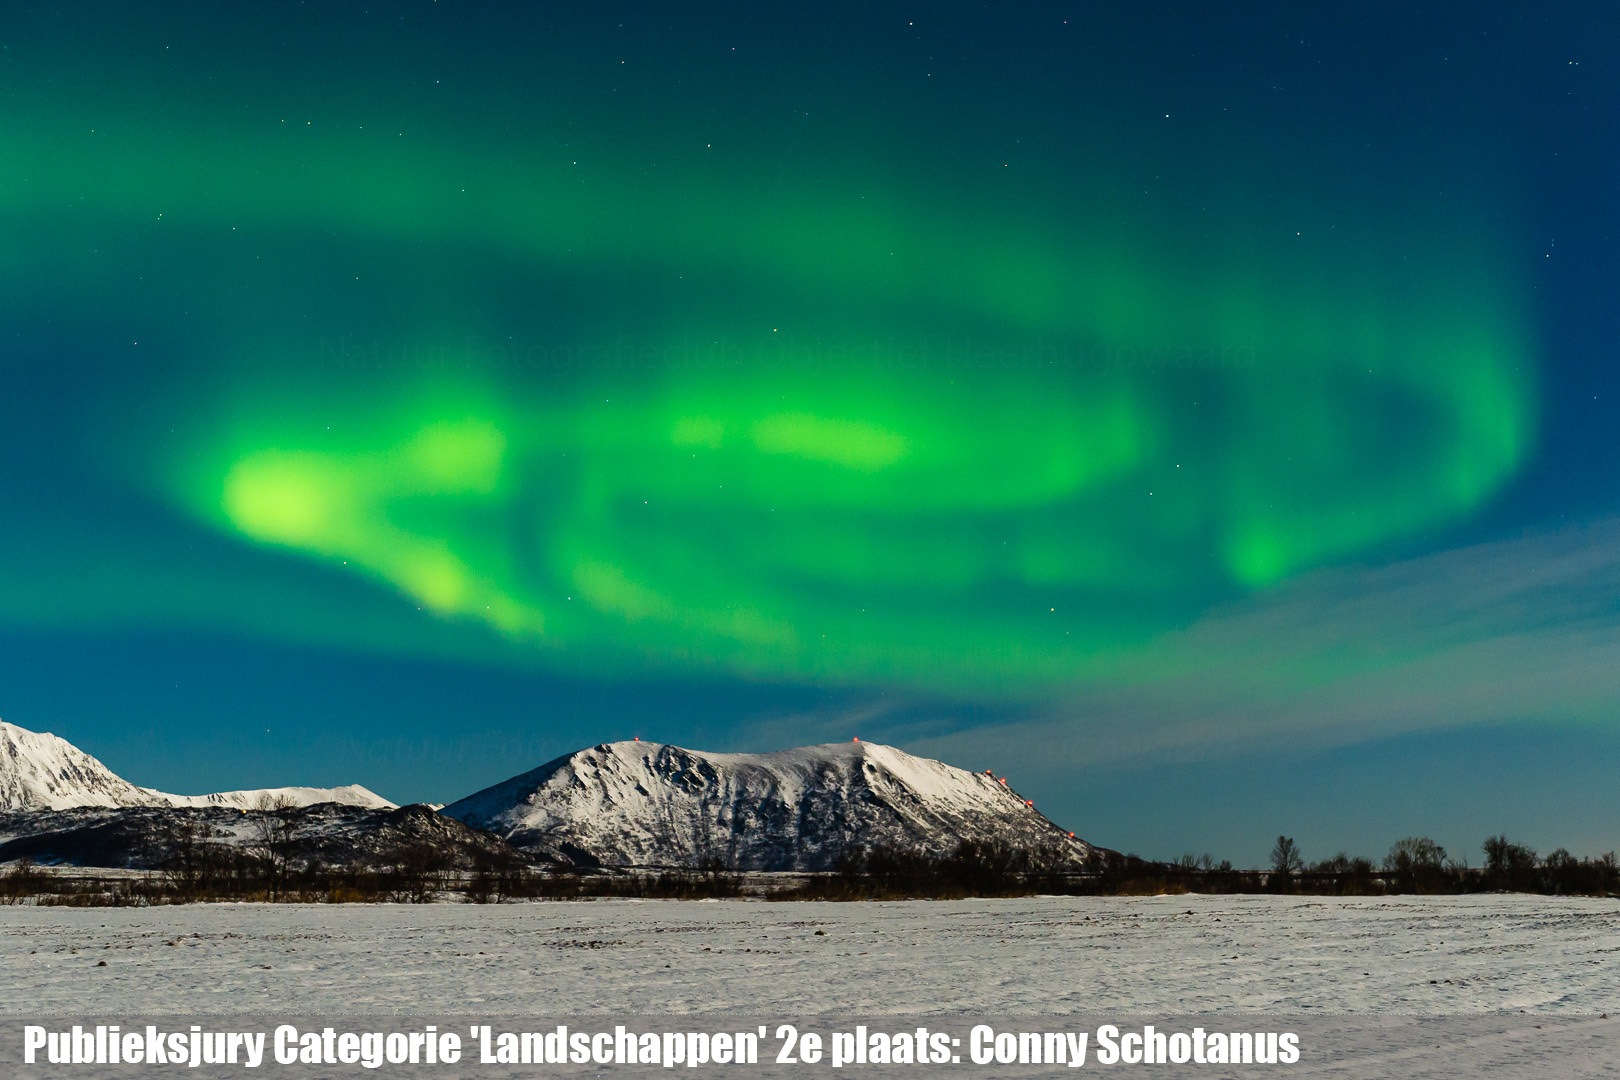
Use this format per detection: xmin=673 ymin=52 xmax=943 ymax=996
xmin=772 ymin=840 xmax=1085 ymax=900
xmin=1249 ymin=834 xmax=1620 ymax=896
xmin=3 ymin=826 xmax=1616 ymax=904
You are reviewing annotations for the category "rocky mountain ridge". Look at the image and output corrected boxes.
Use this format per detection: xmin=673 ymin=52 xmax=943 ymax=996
xmin=442 ymin=739 xmax=1096 ymax=871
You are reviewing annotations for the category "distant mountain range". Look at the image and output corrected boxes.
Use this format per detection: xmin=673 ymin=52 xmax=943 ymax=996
xmin=0 ymin=721 xmax=1097 ymax=872
xmin=0 ymin=720 xmax=393 ymax=811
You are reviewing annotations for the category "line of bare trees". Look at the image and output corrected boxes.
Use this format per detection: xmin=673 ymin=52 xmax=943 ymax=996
xmin=5 ymin=820 xmax=1616 ymax=904
xmin=1245 ymin=834 xmax=1620 ymax=896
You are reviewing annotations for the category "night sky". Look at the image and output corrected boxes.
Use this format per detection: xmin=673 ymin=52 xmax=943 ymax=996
xmin=3 ymin=2 xmax=1618 ymax=865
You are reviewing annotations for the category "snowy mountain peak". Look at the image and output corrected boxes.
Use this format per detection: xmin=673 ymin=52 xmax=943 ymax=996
xmin=442 ymin=739 xmax=1097 ymax=871
xmin=0 ymin=720 xmax=395 ymax=812
xmin=0 ymin=720 xmax=153 ymax=811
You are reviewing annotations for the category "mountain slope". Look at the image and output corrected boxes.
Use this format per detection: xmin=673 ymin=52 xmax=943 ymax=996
xmin=0 ymin=721 xmax=394 ymax=811
xmin=0 ymin=802 xmax=529 ymax=870
xmin=441 ymin=740 xmax=1097 ymax=871
xmin=0 ymin=721 xmax=153 ymax=810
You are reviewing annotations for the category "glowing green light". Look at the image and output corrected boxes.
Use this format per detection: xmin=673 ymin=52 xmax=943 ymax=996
xmin=749 ymin=413 xmax=909 ymax=471
xmin=0 ymin=102 xmax=1540 ymax=691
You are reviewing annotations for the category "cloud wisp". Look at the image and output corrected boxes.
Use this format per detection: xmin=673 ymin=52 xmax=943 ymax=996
xmin=907 ymin=518 xmax=1620 ymax=771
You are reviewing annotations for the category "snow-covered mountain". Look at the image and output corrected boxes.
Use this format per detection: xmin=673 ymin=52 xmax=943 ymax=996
xmin=0 ymin=721 xmax=394 ymax=812
xmin=441 ymin=740 xmax=1097 ymax=871
xmin=0 ymin=721 xmax=152 ymax=810
xmin=159 ymin=784 xmax=394 ymax=812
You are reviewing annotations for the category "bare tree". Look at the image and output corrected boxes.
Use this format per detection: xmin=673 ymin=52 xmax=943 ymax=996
xmin=387 ymin=841 xmax=453 ymax=903
xmin=1483 ymin=835 xmax=1537 ymax=889
xmin=158 ymin=817 xmax=227 ymax=897
xmin=1384 ymin=836 xmax=1449 ymax=892
xmin=1270 ymin=836 xmax=1303 ymax=877
xmin=0 ymin=857 xmax=45 ymax=904
xmin=247 ymin=795 xmax=301 ymax=899
xmin=1385 ymin=836 xmax=1446 ymax=872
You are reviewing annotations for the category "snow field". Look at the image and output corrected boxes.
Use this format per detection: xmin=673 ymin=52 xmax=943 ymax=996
xmin=1 ymin=892 xmax=1615 ymax=1017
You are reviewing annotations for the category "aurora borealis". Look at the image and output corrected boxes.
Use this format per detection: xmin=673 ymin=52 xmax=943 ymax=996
xmin=3 ymin=2 xmax=1617 ymax=860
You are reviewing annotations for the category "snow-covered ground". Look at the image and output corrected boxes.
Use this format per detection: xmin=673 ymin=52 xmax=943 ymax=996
xmin=1 ymin=893 xmax=1615 ymax=1016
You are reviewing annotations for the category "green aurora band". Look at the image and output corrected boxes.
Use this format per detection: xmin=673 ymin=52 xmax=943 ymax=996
xmin=0 ymin=113 xmax=1537 ymax=691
